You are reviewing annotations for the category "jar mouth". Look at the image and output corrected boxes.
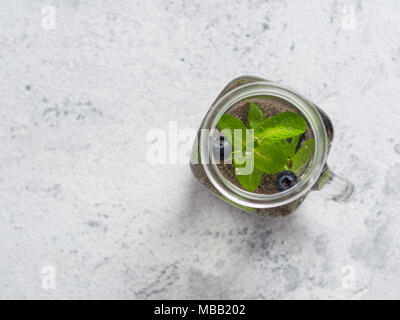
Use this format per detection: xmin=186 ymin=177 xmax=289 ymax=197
xmin=199 ymin=81 xmax=328 ymax=208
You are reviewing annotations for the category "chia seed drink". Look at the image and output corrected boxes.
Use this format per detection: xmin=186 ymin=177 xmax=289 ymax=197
xmin=190 ymin=76 xmax=352 ymax=217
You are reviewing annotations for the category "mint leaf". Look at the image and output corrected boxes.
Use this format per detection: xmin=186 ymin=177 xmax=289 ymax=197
xmin=254 ymin=111 xmax=307 ymax=143
xmin=246 ymin=102 xmax=266 ymax=128
xmin=249 ymin=120 xmax=262 ymax=128
xmin=254 ymin=141 xmax=288 ymax=174
xmin=292 ymin=139 xmax=314 ymax=174
xmin=217 ymin=113 xmax=247 ymax=146
xmin=235 ymin=166 xmax=263 ymax=192
xmin=288 ymin=134 xmax=301 ymax=159
xmin=216 ymin=109 xmax=311 ymax=193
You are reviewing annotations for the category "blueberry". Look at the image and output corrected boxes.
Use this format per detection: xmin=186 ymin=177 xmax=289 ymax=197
xmin=275 ymin=171 xmax=298 ymax=191
xmin=213 ymin=135 xmax=231 ymax=161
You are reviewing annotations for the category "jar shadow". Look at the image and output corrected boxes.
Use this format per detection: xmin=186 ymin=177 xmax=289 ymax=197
xmin=159 ymin=176 xmax=308 ymax=298
xmin=179 ymin=177 xmax=301 ymax=251
xmin=170 ymin=177 xmax=306 ymax=299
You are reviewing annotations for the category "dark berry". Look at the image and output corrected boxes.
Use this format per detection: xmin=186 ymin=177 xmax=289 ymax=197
xmin=213 ymin=135 xmax=231 ymax=161
xmin=295 ymin=132 xmax=306 ymax=153
xmin=275 ymin=171 xmax=298 ymax=191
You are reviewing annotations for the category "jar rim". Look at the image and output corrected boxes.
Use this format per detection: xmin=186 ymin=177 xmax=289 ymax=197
xmin=199 ymin=81 xmax=328 ymax=208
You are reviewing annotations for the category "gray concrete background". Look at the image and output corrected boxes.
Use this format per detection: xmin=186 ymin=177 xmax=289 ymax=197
xmin=1 ymin=0 xmax=400 ymax=299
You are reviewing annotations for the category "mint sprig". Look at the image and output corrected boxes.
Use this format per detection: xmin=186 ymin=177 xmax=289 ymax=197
xmin=254 ymin=141 xmax=288 ymax=174
xmin=253 ymin=111 xmax=307 ymax=143
xmin=217 ymin=102 xmax=314 ymax=192
xmin=217 ymin=113 xmax=247 ymax=146
xmin=235 ymin=166 xmax=263 ymax=192
xmin=247 ymin=102 xmax=266 ymax=128
xmin=292 ymin=139 xmax=315 ymax=174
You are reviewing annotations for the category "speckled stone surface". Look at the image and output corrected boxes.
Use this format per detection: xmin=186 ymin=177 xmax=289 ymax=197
xmin=1 ymin=0 xmax=400 ymax=299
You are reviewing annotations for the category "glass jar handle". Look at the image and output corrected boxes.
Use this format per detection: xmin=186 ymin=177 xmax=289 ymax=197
xmin=315 ymin=167 xmax=355 ymax=202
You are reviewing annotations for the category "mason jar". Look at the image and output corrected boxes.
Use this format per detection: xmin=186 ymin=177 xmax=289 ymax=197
xmin=190 ymin=76 xmax=354 ymax=217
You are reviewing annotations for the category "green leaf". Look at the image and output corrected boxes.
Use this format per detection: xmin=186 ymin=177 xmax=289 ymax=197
xmin=253 ymin=111 xmax=307 ymax=143
xmin=246 ymin=102 xmax=266 ymax=128
xmin=235 ymin=167 xmax=263 ymax=192
xmin=254 ymin=141 xmax=288 ymax=174
xmin=216 ymin=110 xmax=311 ymax=192
xmin=292 ymin=139 xmax=315 ymax=174
xmin=288 ymin=134 xmax=301 ymax=159
xmin=249 ymin=120 xmax=262 ymax=128
xmin=217 ymin=113 xmax=247 ymax=146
